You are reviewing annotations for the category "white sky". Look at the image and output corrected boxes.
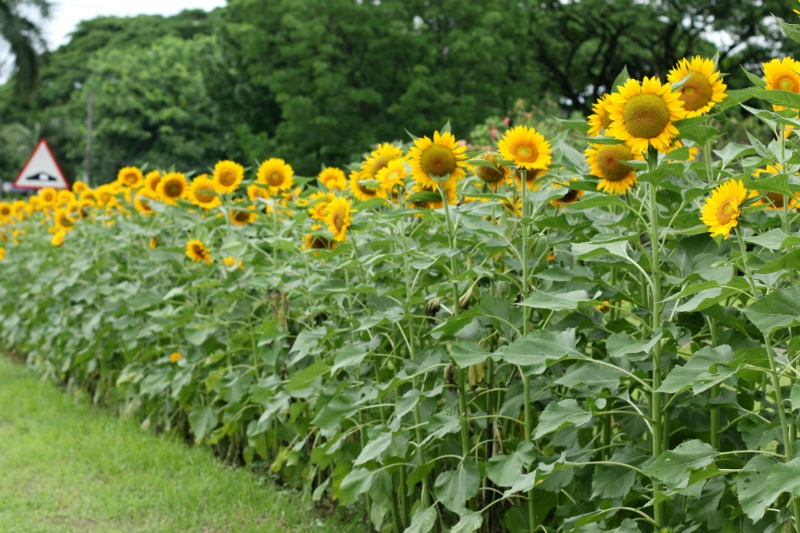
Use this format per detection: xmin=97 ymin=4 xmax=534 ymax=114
xmin=44 ymin=0 xmax=228 ymax=49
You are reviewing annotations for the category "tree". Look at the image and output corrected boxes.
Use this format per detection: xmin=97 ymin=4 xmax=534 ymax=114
xmin=0 ymin=0 xmax=50 ymax=96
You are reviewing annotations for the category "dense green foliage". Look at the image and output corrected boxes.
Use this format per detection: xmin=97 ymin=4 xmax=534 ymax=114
xmin=2 ymin=1 xmax=800 ymax=182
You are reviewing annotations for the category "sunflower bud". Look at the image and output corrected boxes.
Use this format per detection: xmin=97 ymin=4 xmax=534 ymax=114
xmin=425 ymin=297 xmax=441 ymax=324
xmin=459 ymin=285 xmax=474 ymax=311
xmin=444 ymin=363 xmax=455 ymax=387
xmin=468 ymin=362 xmax=485 ymax=390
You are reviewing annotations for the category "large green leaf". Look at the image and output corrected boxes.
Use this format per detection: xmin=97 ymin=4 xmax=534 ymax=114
xmin=354 ymin=431 xmax=393 ymax=466
xmin=285 ymin=360 xmax=331 ymax=391
xmin=188 ymin=405 xmax=218 ymax=442
xmin=403 ymin=507 xmax=438 ymax=533
xmin=451 ymin=510 xmax=483 ymax=533
xmin=742 ymin=286 xmax=800 ymax=335
xmin=555 ymin=362 xmax=626 ymax=394
xmin=338 ymin=467 xmax=375 ymax=506
xmin=533 ymin=399 xmax=591 ymax=439
xmin=434 ymin=459 xmax=480 ymax=513
xmin=494 ymin=329 xmax=581 ymax=370
xmin=519 ymin=290 xmax=599 ymax=311
xmin=644 ymin=439 xmax=716 ymax=486
xmin=591 ymin=445 xmax=648 ymax=500
xmin=485 ymin=442 xmax=535 ymax=488
xmin=657 ymin=345 xmax=736 ymax=394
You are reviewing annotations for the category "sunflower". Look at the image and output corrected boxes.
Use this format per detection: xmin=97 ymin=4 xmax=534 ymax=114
xmin=303 ymin=224 xmax=337 ymax=255
xmin=346 ymin=169 xmax=381 ymax=201
xmin=156 ymin=172 xmax=189 ymax=206
xmin=750 ymin=164 xmax=800 ymax=209
xmin=213 ymin=160 xmax=244 ymax=194
xmin=72 ymin=181 xmax=89 ymax=195
xmin=324 ymin=197 xmax=353 ymax=242
xmin=57 ymin=190 xmax=76 ymax=205
xmin=247 ymin=184 xmax=272 ymax=213
xmin=408 ymin=131 xmax=468 ymax=191
xmin=375 ymin=158 xmax=407 ymax=191
xmin=230 ymin=205 xmax=256 ymax=226
xmin=607 ymin=77 xmax=686 ymax=153
xmin=763 ymin=57 xmax=800 ymax=110
xmin=79 ymin=189 xmax=99 ymax=204
xmin=587 ymin=94 xmax=614 ymax=137
xmin=12 ymin=200 xmax=29 ymax=219
xmin=308 ymin=192 xmax=334 ymax=221
xmin=169 ymin=352 xmax=182 ymax=364
xmin=188 ymin=175 xmax=221 ymax=210
xmin=134 ymin=190 xmax=158 ymax=216
xmin=0 ymin=248 xmax=5 ymax=261
xmin=470 ymin=152 xmax=508 ymax=190
xmin=51 ymin=230 xmax=66 ymax=246
xmin=318 ymin=167 xmax=348 ymax=192
xmin=29 ymin=196 xmax=43 ymax=211
xmin=257 ymin=158 xmax=294 ymax=195
xmin=586 ymin=143 xmax=643 ymax=195
xmin=498 ymin=126 xmax=552 ymax=170
xmin=0 ymin=202 xmax=12 ymax=219
xmin=39 ymin=188 xmax=57 ymax=206
xmin=550 ymin=178 xmax=585 ymax=207
xmin=149 ymin=236 xmax=158 ymax=249
xmin=512 ymin=168 xmax=545 ymax=191
xmin=54 ymin=208 xmax=76 ymax=232
xmin=96 ymin=184 xmax=117 ymax=207
xmin=186 ymin=239 xmax=212 ymax=265
xmin=117 ymin=166 xmax=144 ymax=188
xmin=667 ymin=56 xmax=727 ymax=117
xmin=144 ymin=170 xmax=162 ymax=193
xmin=700 ymin=180 xmax=749 ymax=239
xmin=76 ymin=199 xmax=95 ymax=219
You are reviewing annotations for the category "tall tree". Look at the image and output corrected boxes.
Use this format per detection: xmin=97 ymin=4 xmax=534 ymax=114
xmin=0 ymin=0 xmax=50 ymax=95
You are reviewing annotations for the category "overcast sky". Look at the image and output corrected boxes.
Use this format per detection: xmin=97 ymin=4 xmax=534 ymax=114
xmin=43 ymin=0 xmax=228 ymax=49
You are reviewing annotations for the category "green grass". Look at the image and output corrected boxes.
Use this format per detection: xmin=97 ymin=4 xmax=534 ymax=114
xmin=0 ymin=356 xmax=350 ymax=533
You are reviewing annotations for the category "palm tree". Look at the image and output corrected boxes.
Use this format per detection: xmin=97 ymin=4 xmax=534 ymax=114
xmin=0 ymin=0 xmax=50 ymax=96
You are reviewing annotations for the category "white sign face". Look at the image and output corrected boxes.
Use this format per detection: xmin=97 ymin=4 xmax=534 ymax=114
xmin=13 ymin=140 xmax=69 ymax=190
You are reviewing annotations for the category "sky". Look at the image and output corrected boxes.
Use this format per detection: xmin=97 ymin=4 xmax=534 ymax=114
xmin=42 ymin=0 xmax=228 ymax=49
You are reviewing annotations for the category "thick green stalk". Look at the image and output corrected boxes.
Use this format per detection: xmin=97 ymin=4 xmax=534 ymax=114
xmin=710 ymin=318 xmax=720 ymax=450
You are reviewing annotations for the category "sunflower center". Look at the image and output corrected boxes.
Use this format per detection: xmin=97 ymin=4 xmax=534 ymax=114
xmin=385 ymin=169 xmax=403 ymax=185
xmin=192 ymin=244 xmax=205 ymax=257
xmin=715 ymin=199 xmax=738 ymax=225
xmin=557 ymin=189 xmax=580 ymax=203
xmin=139 ymin=198 xmax=152 ymax=212
xmin=233 ymin=210 xmax=250 ymax=222
xmin=309 ymin=236 xmax=329 ymax=250
xmin=0 ymin=208 xmax=9 ymax=217
xmin=623 ymin=94 xmax=670 ymax=139
xmin=220 ymin=171 xmax=237 ymax=187
xmin=679 ymin=72 xmax=714 ymax=111
xmin=196 ymin=185 xmax=216 ymax=204
xmin=59 ymin=214 xmax=74 ymax=228
xmin=166 ymin=182 xmax=183 ymax=198
xmin=766 ymin=193 xmax=786 ymax=208
xmin=331 ymin=209 xmax=345 ymax=232
xmin=596 ymin=144 xmax=635 ymax=182
xmin=358 ymin=180 xmax=378 ymax=196
xmin=125 ymin=174 xmax=137 ymax=185
xmin=266 ymin=171 xmax=284 ymax=187
xmin=510 ymin=141 xmax=539 ymax=164
xmin=371 ymin=155 xmax=394 ymax=177
xmin=777 ymin=74 xmax=799 ymax=92
xmin=476 ymin=153 xmax=504 ymax=184
xmin=420 ymin=145 xmax=457 ymax=177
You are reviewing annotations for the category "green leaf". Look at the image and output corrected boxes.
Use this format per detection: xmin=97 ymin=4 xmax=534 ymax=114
xmin=555 ymin=362 xmax=626 ymax=394
xmin=331 ymin=344 xmax=369 ymax=374
xmin=717 ymin=88 xmax=754 ymax=112
xmin=741 ymin=66 xmax=767 ymax=89
xmin=434 ymin=459 xmax=480 ymax=513
xmin=792 ymin=383 xmax=800 ymax=411
xmin=750 ymin=88 xmax=800 ymax=110
xmin=285 ymin=360 xmax=331 ymax=391
xmin=657 ymin=345 xmax=736 ymax=394
xmin=354 ymin=431 xmax=393 ymax=466
xmin=679 ymin=125 xmax=719 ymax=146
xmin=518 ymin=290 xmax=597 ymax=311
xmin=188 ymin=405 xmax=218 ymax=442
xmin=740 ymin=171 xmax=797 ymax=197
xmin=311 ymin=391 xmax=359 ymax=432
xmin=592 ymin=445 xmax=648 ymax=499
xmin=573 ymin=240 xmax=629 ymax=260
xmin=776 ymin=16 xmax=800 ymax=45
xmin=744 ymin=228 xmax=790 ymax=251
xmin=606 ymin=330 xmax=663 ymax=360
xmin=486 ymin=442 xmax=534 ymax=488
xmin=644 ymin=439 xmax=716 ymax=485
xmin=451 ymin=511 xmax=483 ymax=533
xmin=742 ymin=285 xmax=800 ymax=335
xmin=451 ymin=342 xmax=490 ymax=367
xmin=533 ymin=399 xmax=591 ymax=439
xmin=756 ymin=248 xmax=800 ymax=274
xmin=494 ymin=329 xmax=581 ymax=370
xmin=714 ymin=142 xmax=756 ymax=168
xmin=403 ymin=507 xmax=438 ymax=533
xmin=610 ymin=66 xmax=630 ymax=93
xmin=566 ymin=195 xmax=630 ymax=211
xmin=338 ymin=467 xmax=375 ymax=506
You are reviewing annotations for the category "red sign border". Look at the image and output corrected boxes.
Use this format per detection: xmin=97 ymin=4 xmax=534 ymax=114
xmin=12 ymin=139 xmax=70 ymax=190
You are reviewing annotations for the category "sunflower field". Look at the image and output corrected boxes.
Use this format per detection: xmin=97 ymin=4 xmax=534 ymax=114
xmin=7 ymin=18 xmax=800 ymax=533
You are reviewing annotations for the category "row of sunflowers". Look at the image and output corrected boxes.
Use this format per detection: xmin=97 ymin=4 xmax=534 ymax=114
xmin=3 ymin=28 xmax=800 ymax=533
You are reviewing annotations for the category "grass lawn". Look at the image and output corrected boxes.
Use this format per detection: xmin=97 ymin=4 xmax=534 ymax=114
xmin=0 ymin=356 xmax=352 ymax=533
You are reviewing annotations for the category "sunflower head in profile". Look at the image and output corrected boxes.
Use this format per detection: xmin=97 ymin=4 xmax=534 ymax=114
xmin=186 ymin=239 xmax=212 ymax=265
xmin=586 ymin=143 xmax=643 ymax=195
xmin=349 ymin=168 xmax=387 ymax=201
xmin=188 ymin=175 xmax=221 ymax=210
xmin=667 ymin=56 xmax=727 ymax=117
xmin=318 ymin=167 xmax=348 ymax=192
xmin=0 ymin=202 xmax=12 ymax=219
xmin=156 ymin=172 xmax=189 ymax=206
xmin=549 ymin=177 xmax=585 ymax=208
xmin=308 ymin=192 xmax=334 ymax=221
xmin=117 ymin=166 xmax=144 ymax=188
xmin=213 ymin=160 xmax=244 ymax=194
xmin=257 ymin=158 xmax=294 ymax=195
xmin=76 ymin=199 xmax=96 ymax=219
xmin=324 ymin=197 xmax=353 ymax=242
xmin=144 ymin=170 xmax=162 ymax=194
xmin=303 ymin=223 xmax=337 ymax=256
xmin=700 ymin=179 xmax=749 ymax=239
xmin=750 ymin=164 xmax=800 ymax=210
xmin=408 ymin=131 xmax=468 ymax=191
xmin=39 ymin=188 xmax=57 ymax=206
xmin=230 ymin=205 xmax=257 ymax=226
xmin=587 ymin=94 xmax=614 ymax=137
xmin=54 ymin=208 xmax=76 ymax=232
xmin=149 ymin=236 xmax=158 ymax=249
xmin=763 ymin=57 xmax=800 ymax=111
xmin=134 ymin=190 xmax=158 ymax=216
xmin=607 ymin=77 xmax=686 ymax=153
xmin=375 ymin=158 xmax=407 ymax=191
xmin=72 ymin=181 xmax=89 ymax=195
xmin=51 ymin=229 xmax=66 ymax=247
xmin=470 ymin=152 xmax=508 ymax=190
xmin=498 ymin=126 xmax=552 ymax=171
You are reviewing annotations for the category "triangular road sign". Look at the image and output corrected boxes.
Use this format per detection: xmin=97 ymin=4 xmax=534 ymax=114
xmin=12 ymin=139 xmax=69 ymax=190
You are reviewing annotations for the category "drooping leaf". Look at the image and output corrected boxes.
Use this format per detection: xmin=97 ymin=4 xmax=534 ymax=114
xmin=658 ymin=345 xmax=736 ymax=394
xmin=434 ymin=459 xmax=480 ymax=513
xmin=644 ymin=439 xmax=716 ymax=486
xmin=742 ymin=286 xmax=800 ymax=335
xmin=533 ymin=399 xmax=592 ymax=439
xmin=188 ymin=405 xmax=218 ymax=442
